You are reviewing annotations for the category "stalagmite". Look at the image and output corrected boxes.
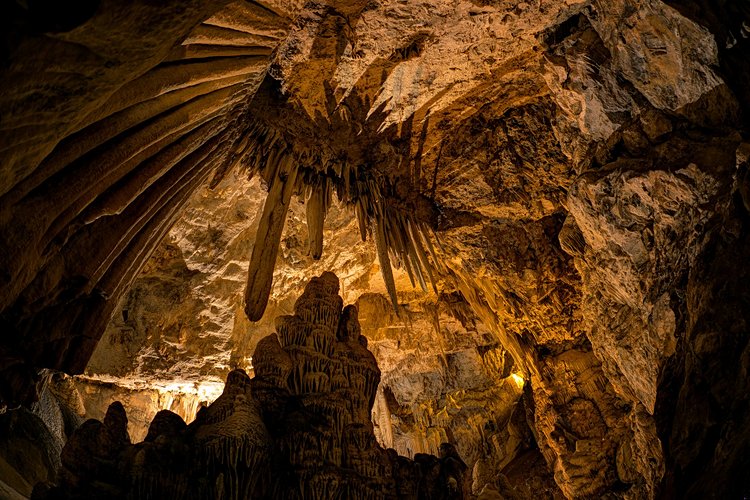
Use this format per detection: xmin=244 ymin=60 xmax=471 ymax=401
xmin=0 ymin=1 xmax=747 ymax=499
xmin=244 ymin=154 xmax=298 ymax=321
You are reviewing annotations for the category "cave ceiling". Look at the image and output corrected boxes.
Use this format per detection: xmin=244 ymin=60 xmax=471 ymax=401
xmin=1 ymin=0 xmax=750 ymax=498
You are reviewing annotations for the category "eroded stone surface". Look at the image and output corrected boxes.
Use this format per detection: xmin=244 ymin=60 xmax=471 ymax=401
xmin=36 ymin=273 xmax=469 ymax=499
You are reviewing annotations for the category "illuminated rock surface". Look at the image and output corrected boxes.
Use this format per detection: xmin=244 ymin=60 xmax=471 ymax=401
xmin=34 ymin=273 xmax=470 ymax=499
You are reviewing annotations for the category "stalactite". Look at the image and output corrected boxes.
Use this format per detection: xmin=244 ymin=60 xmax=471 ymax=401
xmin=355 ymin=199 xmax=369 ymax=242
xmin=0 ymin=0 xmax=311 ymax=411
xmin=209 ymin=127 xmax=257 ymax=189
xmin=244 ymin=155 xmax=299 ymax=321
xmin=407 ymin=219 xmax=437 ymax=292
xmin=306 ymin=178 xmax=327 ymax=260
xmin=374 ymin=217 xmax=400 ymax=315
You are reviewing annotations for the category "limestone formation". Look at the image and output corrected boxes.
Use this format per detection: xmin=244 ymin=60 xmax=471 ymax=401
xmin=0 ymin=0 xmax=303 ymax=407
xmin=36 ymin=273 xmax=468 ymax=499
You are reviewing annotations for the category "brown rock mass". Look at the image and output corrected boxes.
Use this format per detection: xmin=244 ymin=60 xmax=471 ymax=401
xmin=34 ymin=273 xmax=469 ymax=499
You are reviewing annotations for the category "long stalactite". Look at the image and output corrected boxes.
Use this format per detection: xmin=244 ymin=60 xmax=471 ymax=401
xmin=243 ymin=154 xmax=298 ymax=321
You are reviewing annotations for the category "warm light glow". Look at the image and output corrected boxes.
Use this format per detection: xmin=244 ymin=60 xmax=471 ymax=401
xmin=510 ymin=373 xmax=525 ymax=388
xmin=243 ymin=356 xmax=254 ymax=376
xmin=76 ymin=374 xmax=225 ymax=405
xmin=157 ymin=381 xmax=225 ymax=402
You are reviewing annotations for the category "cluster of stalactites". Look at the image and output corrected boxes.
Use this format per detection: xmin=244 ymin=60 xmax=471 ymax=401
xmin=239 ymin=122 xmax=442 ymax=322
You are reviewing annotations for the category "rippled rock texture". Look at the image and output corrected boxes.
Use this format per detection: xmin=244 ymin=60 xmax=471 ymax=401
xmin=35 ymin=273 xmax=469 ymax=499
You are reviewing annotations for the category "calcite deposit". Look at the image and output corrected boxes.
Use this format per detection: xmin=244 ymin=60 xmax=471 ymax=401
xmin=34 ymin=273 xmax=469 ymax=499
xmin=1 ymin=0 xmax=749 ymax=498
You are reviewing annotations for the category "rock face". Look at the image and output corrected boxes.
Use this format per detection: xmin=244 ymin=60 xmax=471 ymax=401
xmin=0 ymin=371 xmax=84 ymax=499
xmin=72 ymin=376 xmax=223 ymax=442
xmin=84 ymin=169 xmax=377 ymax=387
xmin=77 ymin=171 xmax=530 ymax=482
xmin=37 ymin=273 xmax=469 ymax=499
xmin=0 ymin=0 xmax=304 ymax=408
xmin=74 ymin=176 xmax=545 ymax=495
xmin=358 ymin=291 xmax=542 ymax=493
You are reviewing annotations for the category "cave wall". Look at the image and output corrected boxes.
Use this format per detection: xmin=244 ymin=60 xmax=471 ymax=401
xmin=75 ymin=170 xmax=529 ymax=492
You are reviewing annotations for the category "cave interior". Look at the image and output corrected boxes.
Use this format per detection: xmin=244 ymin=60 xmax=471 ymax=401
xmin=1 ymin=0 xmax=749 ymax=499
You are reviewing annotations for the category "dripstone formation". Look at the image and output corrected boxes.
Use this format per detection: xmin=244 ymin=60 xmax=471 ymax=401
xmin=36 ymin=272 xmax=468 ymax=499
